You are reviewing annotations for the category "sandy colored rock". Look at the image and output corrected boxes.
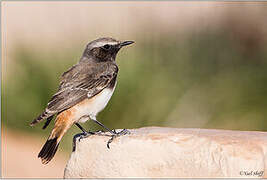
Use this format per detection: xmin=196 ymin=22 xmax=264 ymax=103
xmin=64 ymin=127 xmax=267 ymax=178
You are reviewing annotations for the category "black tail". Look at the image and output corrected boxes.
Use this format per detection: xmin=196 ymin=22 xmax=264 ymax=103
xmin=38 ymin=137 xmax=59 ymax=164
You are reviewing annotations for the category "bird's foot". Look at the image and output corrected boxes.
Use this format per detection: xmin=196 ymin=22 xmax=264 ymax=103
xmin=72 ymin=131 xmax=95 ymax=152
xmin=107 ymin=129 xmax=130 ymax=149
xmin=77 ymin=131 xmax=95 ymax=142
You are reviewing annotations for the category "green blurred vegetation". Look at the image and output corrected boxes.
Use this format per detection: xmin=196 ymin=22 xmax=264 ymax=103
xmin=2 ymin=28 xmax=267 ymax=152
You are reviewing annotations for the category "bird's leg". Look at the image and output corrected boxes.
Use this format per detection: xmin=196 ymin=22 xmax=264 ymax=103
xmin=75 ymin=123 xmax=95 ymax=135
xmin=90 ymin=117 xmax=116 ymax=135
xmin=75 ymin=122 xmax=95 ymax=141
xmin=90 ymin=116 xmax=130 ymax=148
xmin=75 ymin=123 xmax=87 ymax=133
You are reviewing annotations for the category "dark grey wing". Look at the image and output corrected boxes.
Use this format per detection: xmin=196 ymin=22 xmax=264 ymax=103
xmin=30 ymin=62 xmax=118 ymax=127
xmin=46 ymin=74 xmax=115 ymax=112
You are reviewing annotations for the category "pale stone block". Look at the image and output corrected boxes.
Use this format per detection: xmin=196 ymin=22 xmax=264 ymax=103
xmin=64 ymin=127 xmax=267 ymax=178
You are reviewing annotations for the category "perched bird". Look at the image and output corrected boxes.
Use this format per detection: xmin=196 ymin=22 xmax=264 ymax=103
xmin=30 ymin=37 xmax=134 ymax=164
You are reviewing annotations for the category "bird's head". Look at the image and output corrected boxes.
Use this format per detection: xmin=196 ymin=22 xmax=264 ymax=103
xmin=82 ymin=37 xmax=134 ymax=62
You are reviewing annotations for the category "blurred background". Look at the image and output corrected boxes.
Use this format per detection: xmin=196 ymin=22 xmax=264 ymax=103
xmin=2 ymin=2 xmax=267 ymax=178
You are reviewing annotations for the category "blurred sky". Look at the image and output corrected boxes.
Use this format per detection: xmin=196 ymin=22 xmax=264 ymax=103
xmin=3 ymin=2 xmax=267 ymax=74
xmin=3 ymin=2 xmax=266 ymax=50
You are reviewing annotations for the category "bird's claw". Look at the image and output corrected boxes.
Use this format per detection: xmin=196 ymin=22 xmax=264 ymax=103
xmin=73 ymin=131 xmax=95 ymax=152
xmin=107 ymin=129 xmax=130 ymax=149
xmin=78 ymin=131 xmax=95 ymax=142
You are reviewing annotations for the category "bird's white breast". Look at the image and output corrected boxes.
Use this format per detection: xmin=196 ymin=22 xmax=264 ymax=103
xmin=89 ymin=87 xmax=115 ymax=114
xmin=74 ymin=84 xmax=116 ymax=123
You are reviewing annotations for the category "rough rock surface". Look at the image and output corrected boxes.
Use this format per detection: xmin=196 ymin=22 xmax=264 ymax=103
xmin=64 ymin=127 xmax=267 ymax=178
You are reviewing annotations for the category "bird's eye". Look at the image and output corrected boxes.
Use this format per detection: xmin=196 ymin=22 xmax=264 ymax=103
xmin=103 ymin=44 xmax=111 ymax=50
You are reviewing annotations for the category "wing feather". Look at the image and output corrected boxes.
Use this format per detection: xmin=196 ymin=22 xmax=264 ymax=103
xmin=30 ymin=61 xmax=118 ymax=126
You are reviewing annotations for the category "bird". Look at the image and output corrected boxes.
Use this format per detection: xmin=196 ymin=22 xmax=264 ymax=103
xmin=30 ymin=37 xmax=134 ymax=164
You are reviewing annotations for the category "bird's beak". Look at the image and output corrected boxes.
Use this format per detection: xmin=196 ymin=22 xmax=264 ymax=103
xmin=120 ymin=41 xmax=135 ymax=47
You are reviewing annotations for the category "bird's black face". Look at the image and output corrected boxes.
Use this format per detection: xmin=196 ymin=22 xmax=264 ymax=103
xmin=83 ymin=38 xmax=134 ymax=62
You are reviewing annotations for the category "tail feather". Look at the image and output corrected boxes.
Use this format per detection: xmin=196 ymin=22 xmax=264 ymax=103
xmin=38 ymin=137 xmax=59 ymax=164
xmin=37 ymin=108 xmax=74 ymax=164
